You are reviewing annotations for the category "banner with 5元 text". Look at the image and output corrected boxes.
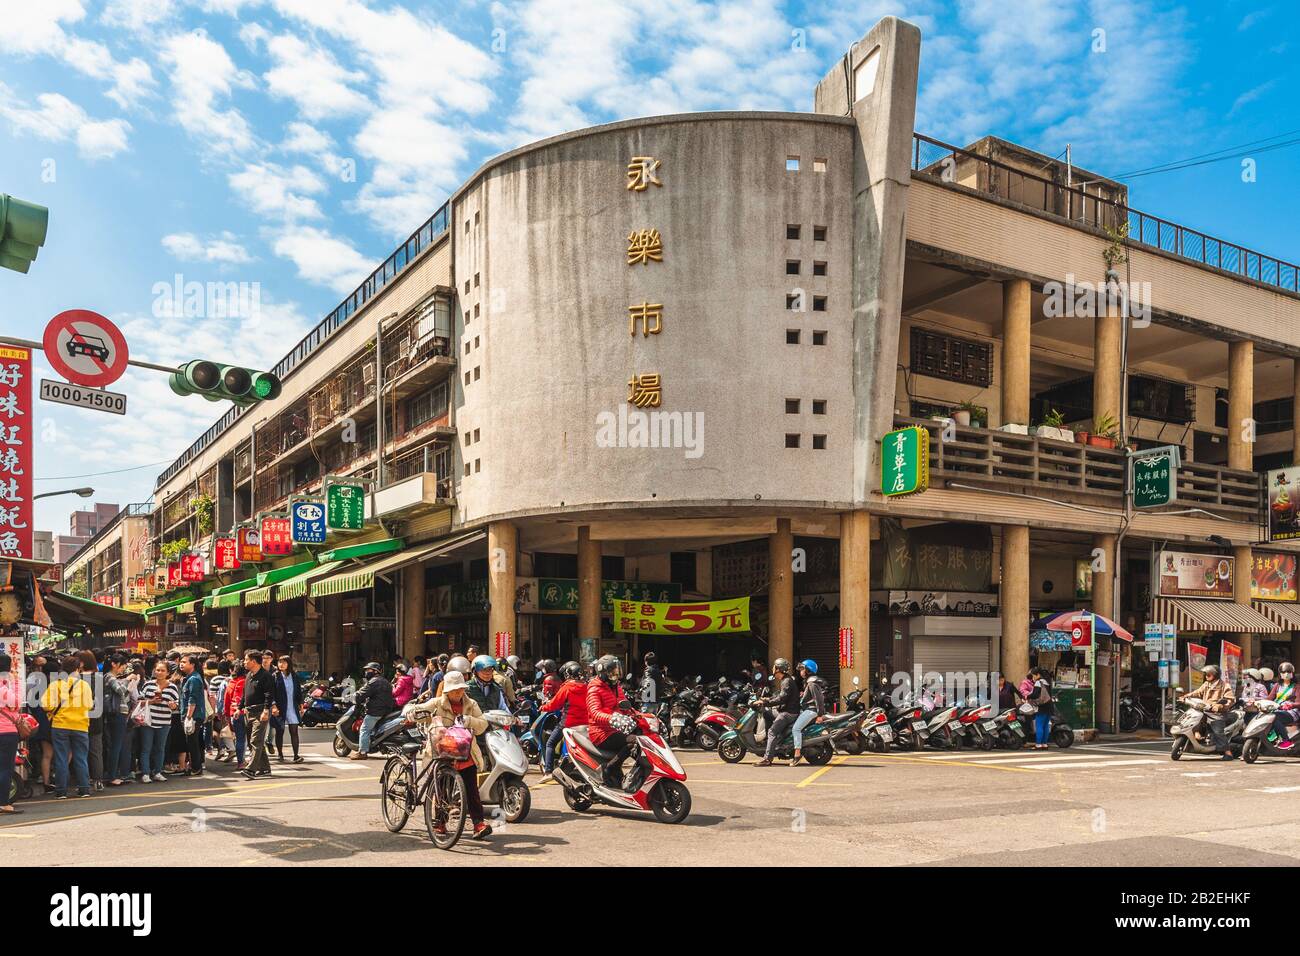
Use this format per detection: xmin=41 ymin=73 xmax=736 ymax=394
xmin=613 ymin=597 xmax=750 ymax=635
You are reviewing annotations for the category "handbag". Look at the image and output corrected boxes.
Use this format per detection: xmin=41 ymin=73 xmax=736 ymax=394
xmin=1 ymin=708 xmax=32 ymax=741
xmin=129 ymin=699 xmax=150 ymax=727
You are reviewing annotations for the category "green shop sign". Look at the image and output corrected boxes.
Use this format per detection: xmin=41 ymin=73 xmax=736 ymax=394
xmin=881 ymin=425 xmax=929 ymax=497
xmin=326 ymin=483 xmax=366 ymax=530
xmin=539 ymin=578 xmax=682 ymax=612
xmin=1131 ymin=445 xmax=1180 ymax=509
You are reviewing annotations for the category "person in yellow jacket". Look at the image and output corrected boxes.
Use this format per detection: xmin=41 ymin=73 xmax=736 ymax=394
xmin=41 ymin=655 xmax=96 ymax=799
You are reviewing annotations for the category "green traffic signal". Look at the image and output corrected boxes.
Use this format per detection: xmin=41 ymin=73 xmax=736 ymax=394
xmin=170 ymin=360 xmax=281 ymax=406
xmin=0 ymin=193 xmax=49 ymax=274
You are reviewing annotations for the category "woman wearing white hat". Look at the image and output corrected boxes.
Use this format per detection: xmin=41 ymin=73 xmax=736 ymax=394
xmin=405 ymin=669 xmax=492 ymax=840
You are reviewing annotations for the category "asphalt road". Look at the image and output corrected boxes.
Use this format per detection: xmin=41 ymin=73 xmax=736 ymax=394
xmin=5 ymin=730 xmax=1300 ymax=866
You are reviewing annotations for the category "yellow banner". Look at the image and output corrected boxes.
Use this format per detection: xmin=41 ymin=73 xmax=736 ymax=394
xmin=613 ymin=597 xmax=750 ymax=635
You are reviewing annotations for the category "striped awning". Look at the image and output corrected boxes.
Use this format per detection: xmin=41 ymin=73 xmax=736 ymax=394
xmin=244 ymin=585 xmax=274 ymax=607
xmin=1153 ymin=598 xmax=1283 ymax=634
xmin=310 ymin=530 xmax=484 ymax=599
xmin=274 ymin=561 xmax=344 ymax=602
xmin=1251 ymin=601 xmax=1300 ymax=631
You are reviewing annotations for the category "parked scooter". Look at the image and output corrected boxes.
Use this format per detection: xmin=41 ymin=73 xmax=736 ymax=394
xmin=1170 ymin=697 xmax=1246 ymax=760
xmin=991 ymin=707 xmax=1028 ymax=749
xmin=955 ymin=701 xmax=997 ymax=750
xmin=1016 ymin=703 xmax=1075 ymax=748
xmin=717 ymin=700 xmax=860 ymax=764
xmin=301 ymin=683 xmax=349 ymax=727
xmin=333 ymin=703 xmax=408 ymax=757
xmin=552 ymin=702 xmax=691 ymax=823
xmin=477 ymin=709 xmax=532 ymax=822
xmin=1240 ymin=699 xmax=1300 ymax=763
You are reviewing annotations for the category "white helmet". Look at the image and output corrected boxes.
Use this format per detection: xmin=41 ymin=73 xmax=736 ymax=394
xmin=1260 ymin=667 xmax=1276 ymax=682
xmin=447 ymin=655 xmax=471 ymax=676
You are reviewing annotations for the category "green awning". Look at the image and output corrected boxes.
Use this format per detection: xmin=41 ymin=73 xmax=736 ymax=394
xmin=317 ymin=538 xmax=404 ymax=564
xmin=211 ymin=590 xmax=248 ymax=609
xmin=173 ymin=600 xmax=199 ymax=614
xmin=310 ymin=535 xmax=469 ymax=598
xmin=211 ymin=578 xmax=259 ymax=596
xmin=256 ymin=559 xmax=319 ymax=587
xmin=244 ymin=585 xmax=274 ymax=607
xmin=145 ymin=595 xmax=196 ymax=617
xmin=275 ymin=561 xmax=344 ymax=602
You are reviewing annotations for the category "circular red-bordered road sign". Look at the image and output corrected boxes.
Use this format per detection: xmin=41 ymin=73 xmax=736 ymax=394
xmin=43 ymin=309 xmax=130 ymax=388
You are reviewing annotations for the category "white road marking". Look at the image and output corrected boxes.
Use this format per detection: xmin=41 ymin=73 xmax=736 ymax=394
xmin=1182 ymin=772 xmax=1220 ymax=777
xmin=1249 ymin=785 xmax=1300 ymax=794
xmin=1025 ymin=758 xmax=1163 ymax=770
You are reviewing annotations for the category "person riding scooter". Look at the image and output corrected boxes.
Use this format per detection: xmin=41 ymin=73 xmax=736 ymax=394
xmin=467 ymin=655 xmax=510 ymax=713
xmin=586 ymin=654 xmax=651 ymax=792
xmin=754 ymin=658 xmax=800 ymax=767
xmin=1269 ymin=662 xmax=1298 ymax=750
xmin=1179 ymin=664 xmax=1237 ymax=758
xmin=538 ymin=661 xmax=588 ymax=779
xmin=352 ymin=662 xmax=396 ymax=760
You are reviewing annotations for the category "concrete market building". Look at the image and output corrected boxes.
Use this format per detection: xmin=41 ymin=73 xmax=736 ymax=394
xmin=136 ymin=17 xmax=1300 ymax=730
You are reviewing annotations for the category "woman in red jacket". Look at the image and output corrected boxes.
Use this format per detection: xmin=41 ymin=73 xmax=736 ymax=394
xmin=585 ymin=656 xmax=650 ymax=791
xmin=539 ymin=662 xmax=587 ymax=778
xmin=224 ymin=667 xmax=247 ymax=770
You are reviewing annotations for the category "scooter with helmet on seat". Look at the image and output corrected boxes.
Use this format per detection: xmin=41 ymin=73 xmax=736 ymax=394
xmin=552 ymin=657 xmax=691 ymax=824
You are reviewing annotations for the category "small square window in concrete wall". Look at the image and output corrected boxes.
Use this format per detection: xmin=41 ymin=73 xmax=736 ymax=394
xmin=813 ymin=261 xmax=827 ymax=276
xmin=785 ymin=398 xmax=800 ymax=414
xmin=786 ymin=260 xmax=800 ymax=275
xmin=785 ymin=434 xmax=801 ymax=448
xmin=854 ymin=47 xmax=880 ymax=102
xmin=464 ymin=342 xmax=471 ymax=355
xmin=812 ymin=331 xmax=827 ymax=345
xmin=474 ymin=304 xmax=480 ymax=318
xmin=813 ymin=296 xmax=827 ymax=312
xmin=786 ymin=293 xmax=801 ymax=311
xmin=464 ymin=432 xmax=471 ymax=446
xmin=473 ymin=428 xmax=480 ymax=442
xmin=786 ymin=224 xmax=801 ymax=240
xmin=474 ymin=366 xmax=481 ymax=381
xmin=464 ymin=463 xmax=471 ymax=477
xmin=474 ymin=336 xmax=480 ymax=348
xmin=813 ymin=158 xmax=827 ymax=173
xmin=474 ymin=273 xmax=480 ymax=287
xmin=474 ymin=459 xmax=481 ymax=473
xmin=813 ymin=434 xmax=827 ymax=450
xmin=474 ymin=211 xmax=481 ymax=226
xmin=786 ymin=329 xmax=801 ymax=344
xmin=813 ymin=225 xmax=826 ymax=241
xmin=786 ymin=155 xmax=800 ymax=172
xmin=465 ymin=371 xmax=471 ymax=386
xmin=813 ymin=399 xmax=827 ymax=415
xmin=464 ymin=280 xmax=470 ymax=294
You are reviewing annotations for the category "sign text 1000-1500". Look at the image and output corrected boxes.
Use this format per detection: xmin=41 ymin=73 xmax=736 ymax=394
xmin=39 ymin=379 xmax=127 ymax=415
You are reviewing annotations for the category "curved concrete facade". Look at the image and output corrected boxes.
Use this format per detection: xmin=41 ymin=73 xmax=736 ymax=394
xmin=452 ymin=113 xmax=858 ymax=524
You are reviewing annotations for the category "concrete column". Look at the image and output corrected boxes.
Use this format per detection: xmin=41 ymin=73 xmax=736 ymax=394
xmin=322 ymin=595 xmax=343 ymax=677
xmin=227 ymin=606 xmax=245 ymax=657
xmin=1092 ymin=533 xmax=1117 ymax=731
xmin=1228 ymin=340 xmax=1254 ymax=471
xmin=1000 ymin=525 xmax=1030 ymax=682
xmin=1001 ymin=279 xmax=1032 ymax=426
xmin=1292 ymin=359 xmax=1300 ymax=465
xmin=1094 ymin=309 xmax=1123 ymax=437
xmin=487 ymin=520 xmax=517 ymax=655
xmin=577 ymin=526 xmax=601 ymax=641
xmin=768 ymin=518 xmax=794 ymax=667
xmin=838 ymin=510 xmax=871 ymax=692
xmin=1234 ymin=544 xmax=1255 ymax=667
xmin=401 ymin=563 xmax=426 ymax=661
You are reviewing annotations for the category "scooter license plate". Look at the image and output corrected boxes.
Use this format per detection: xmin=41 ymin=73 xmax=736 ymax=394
xmin=912 ymin=721 xmax=927 ymax=731
xmin=1011 ymin=724 xmax=1025 ymax=736
xmin=878 ymin=727 xmax=893 ymax=740
xmin=982 ymin=721 xmax=998 ymax=730
xmin=670 ymin=718 xmax=685 ymax=728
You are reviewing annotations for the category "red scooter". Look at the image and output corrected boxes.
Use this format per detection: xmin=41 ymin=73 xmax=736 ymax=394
xmin=553 ymin=701 xmax=691 ymax=824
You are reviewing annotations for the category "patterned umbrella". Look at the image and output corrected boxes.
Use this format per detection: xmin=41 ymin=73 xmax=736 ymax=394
xmin=1032 ymin=610 xmax=1133 ymax=643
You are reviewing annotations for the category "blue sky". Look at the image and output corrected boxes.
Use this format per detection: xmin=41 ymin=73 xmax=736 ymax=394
xmin=1 ymin=0 xmax=1297 ymax=535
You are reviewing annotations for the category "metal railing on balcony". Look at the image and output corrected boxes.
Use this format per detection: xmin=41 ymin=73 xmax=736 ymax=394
xmin=155 ymin=202 xmax=452 ymax=491
xmin=893 ymin=417 xmax=1261 ymax=520
xmin=389 ymin=442 xmax=454 ymax=499
xmin=912 ymin=133 xmax=1300 ymax=294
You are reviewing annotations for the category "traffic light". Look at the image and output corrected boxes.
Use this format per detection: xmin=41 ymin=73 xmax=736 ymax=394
xmin=169 ymin=360 xmax=282 ymax=406
xmin=0 ymin=193 xmax=49 ymax=274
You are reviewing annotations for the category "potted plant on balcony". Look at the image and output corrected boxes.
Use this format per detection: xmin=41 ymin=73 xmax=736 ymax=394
xmin=1088 ymin=412 xmax=1120 ymax=448
xmin=1031 ymin=407 xmax=1074 ymax=443
xmin=953 ymin=399 xmax=985 ymax=428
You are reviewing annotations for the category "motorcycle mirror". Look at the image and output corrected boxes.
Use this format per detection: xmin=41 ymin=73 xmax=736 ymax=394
xmin=852 ymin=676 xmax=860 ymax=686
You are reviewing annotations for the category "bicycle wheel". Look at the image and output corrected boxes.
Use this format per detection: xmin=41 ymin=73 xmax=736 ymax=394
xmin=380 ymin=757 xmax=412 ymax=833
xmin=424 ymin=762 xmax=468 ymax=849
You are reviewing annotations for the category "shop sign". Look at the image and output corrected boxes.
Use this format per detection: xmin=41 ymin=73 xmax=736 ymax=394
xmin=213 ymin=536 xmax=240 ymax=571
xmin=884 ymin=590 xmax=998 ymax=618
xmin=613 ymin=596 xmax=749 ymax=635
xmin=326 ymin=483 xmax=366 ymax=531
xmin=0 ymin=345 xmax=33 ymax=560
xmin=180 ymin=553 xmax=205 ymax=583
xmin=449 ymin=579 xmax=488 ymax=614
xmin=494 ymin=631 xmax=512 ymax=658
xmin=1250 ymin=552 xmax=1297 ymax=601
xmin=259 ymin=516 xmax=293 ymax=556
xmin=167 ymin=562 xmax=182 ymax=589
xmin=881 ymin=425 xmax=929 ymax=497
xmin=1157 ymin=550 xmax=1233 ymax=599
xmin=154 ymin=566 xmax=168 ymax=592
xmin=539 ymin=578 xmax=682 ymax=612
xmin=237 ymin=527 xmax=262 ymax=564
xmin=1070 ymin=615 xmax=1092 ymax=648
xmin=1163 ymin=624 xmax=1177 ymax=661
xmin=1187 ymin=642 xmax=1208 ymax=691
xmin=1266 ymin=466 xmax=1300 ymax=541
xmin=93 ymin=593 xmax=118 ymax=606
xmin=290 ymin=500 xmax=327 ymax=544
xmin=838 ymin=626 xmax=853 ymax=668
xmin=1131 ymin=445 xmax=1179 ymax=509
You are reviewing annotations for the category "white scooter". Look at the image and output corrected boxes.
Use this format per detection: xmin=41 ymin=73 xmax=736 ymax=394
xmin=1240 ymin=699 xmax=1300 ymax=763
xmin=479 ymin=709 xmax=532 ymax=823
xmin=1170 ymin=697 xmax=1246 ymax=760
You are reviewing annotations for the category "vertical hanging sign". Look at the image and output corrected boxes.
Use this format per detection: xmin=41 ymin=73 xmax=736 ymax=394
xmin=0 ymin=346 xmax=32 ymax=560
xmin=838 ymin=626 xmax=853 ymax=669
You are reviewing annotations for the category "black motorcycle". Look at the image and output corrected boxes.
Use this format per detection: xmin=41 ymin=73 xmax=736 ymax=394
xmin=333 ymin=702 xmax=409 ymax=757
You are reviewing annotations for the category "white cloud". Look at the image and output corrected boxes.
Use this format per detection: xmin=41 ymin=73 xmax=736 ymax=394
xmin=162 ymin=231 xmax=254 ymax=264
xmin=0 ymin=86 xmax=131 ymax=159
xmin=228 ymin=161 xmax=326 ymax=219
xmin=263 ymin=33 xmax=371 ymax=119
xmin=160 ymin=30 xmax=257 ymax=155
xmin=100 ymin=0 xmax=177 ymax=33
xmin=271 ymin=225 xmax=371 ymax=293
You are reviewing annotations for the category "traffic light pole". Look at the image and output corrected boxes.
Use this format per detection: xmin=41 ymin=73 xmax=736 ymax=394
xmin=0 ymin=335 xmax=179 ymax=374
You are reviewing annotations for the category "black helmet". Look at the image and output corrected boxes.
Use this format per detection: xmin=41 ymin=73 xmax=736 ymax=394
xmin=773 ymin=658 xmax=791 ymax=674
xmin=541 ymin=659 xmax=558 ymax=674
xmin=561 ymin=660 xmax=582 ymax=680
xmin=594 ymin=654 xmax=622 ymax=682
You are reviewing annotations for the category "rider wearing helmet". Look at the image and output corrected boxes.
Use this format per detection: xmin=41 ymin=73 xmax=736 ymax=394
xmin=755 ymin=658 xmax=800 ymax=767
xmin=466 ymin=654 xmax=510 ymax=713
xmin=586 ymin=655 xmax=651 ymax=791
xmin=788 ymin=660 xmax=826 ymax=767
xmin=493 ymin=657 xmax=519 ymax=706
xmin=539 ymin=659 xmax=562 ymax=701
xmin=639 ymin=651 xmax=663 ymax=708
xmin=1179 ymin=664 xmax=1237 ymax=757
xmin=352 ymin=661 xmax=396 ymax=760
xmin=538 ymin=661 xmax=589 ymax=778
xmin=1273 ymin=662 xmax=1298 ymax=750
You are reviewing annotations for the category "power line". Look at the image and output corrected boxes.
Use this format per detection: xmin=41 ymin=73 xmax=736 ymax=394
xmin=1115 ymin=128 xmax=1300 ymax=179
xmin=35 ymin=460 xmax=172 ymax=482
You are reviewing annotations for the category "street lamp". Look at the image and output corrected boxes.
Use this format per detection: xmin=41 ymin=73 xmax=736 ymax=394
xmin=33 ymin=487 xmax=94 ymax=502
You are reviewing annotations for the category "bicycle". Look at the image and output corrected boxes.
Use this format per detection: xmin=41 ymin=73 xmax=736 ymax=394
xmin=378 ymin=717 xmax=470 ymax=849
